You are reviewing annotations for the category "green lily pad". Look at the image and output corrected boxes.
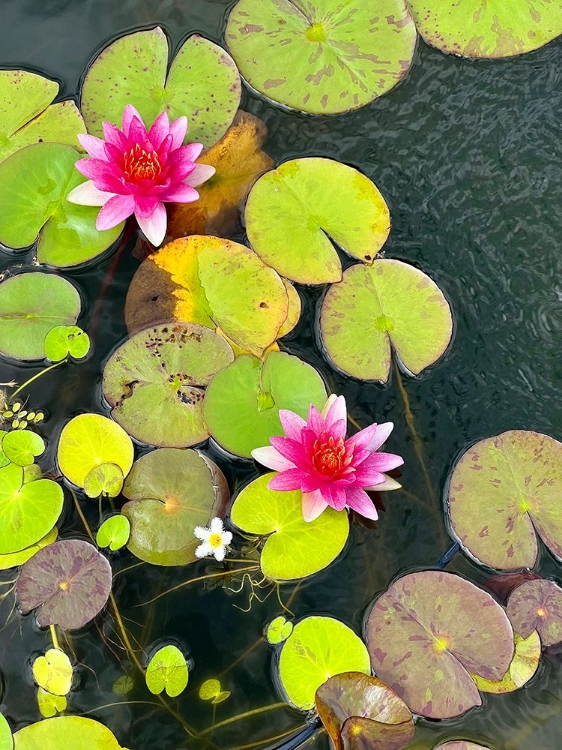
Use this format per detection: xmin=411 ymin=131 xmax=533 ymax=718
xmin=199 ymin=678 xmax=231 ymax=704
xmin=146 ymin=644 xmax=189 ymax=697
xmin=245 ymin=158 xmax=390 ymax=284
xmin=0 ymin=527 xmax=58 ymax=571
xmin=2 ymin=430 xmax=45 ymax=466
xmin=407 ymin=0 xmax=562 ymax=59
xmin=36 ymin=689 xmax=66 ymax=719
xmin=0 ymin=273 xmax=81 ymax=361
xmin=124 ymin=235 xmax=289 ymax=355
xmin=320 ymin=259 xmax=453 ymax=381
xmin=226 ymin=0 xmax=417 ymax=114
xmin=81 ymin=27 xmax=241 ymax=149
xmin=203 ymin=351 xmax=326 ymax=458
xmin=96 ymin=515 xmax=131 ymax=551
xmin=57 ymin=413 xmax=134 ymax=489
xmin=16 ymin=539 xmax=112 ymax=629
xmin=278 ymin=616 xmax=370 ymax=710
xmin=267 ymin=616 xmax=294 ymax=645
xmin=0 ymin=143 xmax=123 ymax=268
xmin=0 ymin=463 xmax=63 ymax=555
xmin=0 ymin=713 xmax=12 ymax=750
xmin=33 ymin=649 xmax=73 ymax=697
xmin=0 ymin=70 xmax=85 ymax=164
xmin=13 ymin=717 xmax=127 ymax=750
xmin=0 ymin=431 xmax=9 ymax=468
xmin=122 ymin=448 xmax=221 ymax=566
xmin=112 ymin=676 xmax=134 ymax=696
xmin=103 ymin=323 xmax=234 ymax=448
xmin=447 ymin=431 xmax=562 ymax=570
xmin=366 ymin=571 xmax=514 ymax=719
xmin=44 ymin=326 xmax=90 ymax=362
xmin=315 ymin=672 xmax=415 ymax=750
xmin=84 ymin=463 xmax=124 ymax=499
xmin=230 ymin=473 xmax=349 ymax=580
xmin=471 ymin=630 xmax=541 ymax=694
xmin=507 ymin=579 xmax=562 ymax=647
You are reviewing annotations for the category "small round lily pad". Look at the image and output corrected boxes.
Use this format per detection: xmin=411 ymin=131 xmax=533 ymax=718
xmin=2 ymin=430 xmax=45 ymax=466
xmin=267 ymin=616 xmax=293 ymax=645
xmin=146 ymin=644 xmax=188 ymax=698
xmin=13 ymin=717 xmax=127 ymax=750
xmin=245 ymin=158 xmax=390 ymax=285
xmin=0 ymin=273 xmax=81 ymax=361
xmin=320 ymin=259 xmax=453 ymax=382
xmin=36 ymin=689 xmax=66 ymax=719
xmin=226 ymin=0 xmax=417 ymax=114
xmin=103 ymin=323 xmax=234 ymax=448
xmin=507 ymin=578 xmax=562 ymax=647
xmin=84 ymin=463 xmax=124 ymax=499
xmin=96 ymin=515 xmax=131 ymax=551
xmin=199 ymin=678 xmax=230 ymax=704
xmin=44 ymin=326 xmax=90 ymax=362
xmin=33 ymin=649 xmax=73 ymax=697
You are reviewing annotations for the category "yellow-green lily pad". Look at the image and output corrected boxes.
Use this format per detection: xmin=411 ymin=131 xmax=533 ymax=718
xmin=13 ymin=717 xmax=127 ymax=750
xmin=146 ymin=644 xmax=188 ymax=698
xmin=32 ymin=649 xmax=72 ymax=697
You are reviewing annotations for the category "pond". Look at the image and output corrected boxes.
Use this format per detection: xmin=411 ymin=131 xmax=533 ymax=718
xmin=0 ymin=1 xmax=561 ymax=749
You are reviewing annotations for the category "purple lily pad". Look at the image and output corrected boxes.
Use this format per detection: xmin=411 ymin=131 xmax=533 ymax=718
xmin=16 ymin=540 xmax=112 ymax=630
xmin=315 ymin=672 xmax=414 ymax=750
xmin=366 ymin=571 xmax=514 ymax=719
xmin=482 ymin=572 xmax=542 ymax=604
xmin=447 ymin=430 xmax=562 ymax=570
xmin=507 ymin=578 xmax=562 ymax=647
xmin=433 ymin=743 xmax=492 ymax=750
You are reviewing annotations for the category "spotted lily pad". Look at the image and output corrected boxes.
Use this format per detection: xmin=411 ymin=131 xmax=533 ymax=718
xmin=0 ymin=714 xmax=12 ymax=750
xmin=226 ymin=0 xmax=417 ymax=114
xmin=278 ymin=616 xmax=370 ymax=710
xmin=267 ymin=616 xmax=294 ymax=645
xmin=507 ymin=579 xmax=562 ymax=647
xmin=2 ymin=430 xmax=45 ymax=466
xmin=0 ymin=463 xmax=63 ymax=555
xmin=230 ymin=473 xmax=349 ymax=580
xmin=0 ymin=70 xmax=85 ymax=163
xmin=16 ymin=539 xmax=112 ymax=629
xmin=407 ymin=0 xmax=562 ymax=59
xmin=103 ymin=323 xmax=234 ymax=447
xmin=447 ymin=431 xmax=562 ymax=570
xmin=57 ymin=413 xmax=134 ymax=489
xmin=320 ymin=259 xmax=453 ymax=382
xmin=245 ymin=158 xmax=390 ymax=285
xmin=366 ymin=571 xmax=514 ymax=719
xmin=96 ymin=515 xmax=131 ymax=551
xmin=471 ymin=631 xmax=541 ymax=694
xmin=44 ymin=326 xmax=90 ymax=362
xmin=33 ymin=649 xmax=73 ymax=697
xmin=13 ymin=717 xmax=127 ymax=750
xmin=204 ymin=351 xmax=326 ymax=458
xmin=433 ymin=744 xmax=492 ymax=750
xmin=0 ymin=527 xmax=58 ymax=571
xmin=81 ymin=27 xmax=240 ymax=149
xmin=0 ymin=273 xmax=81 ymax=361
xmin=146 ymin=645 xmax=188 ymax=697
xmin=315 ymin=672 xmax=415 ymax=750
xmin=124 ymin=236 xmax=288 ymax=356
xmin=0 ymin=143 xmax=123 ymax=267
xmin=122 ymin=448 xmax=221 ymax=566
xmin=84 ymin=463 xmax=124 ymax=499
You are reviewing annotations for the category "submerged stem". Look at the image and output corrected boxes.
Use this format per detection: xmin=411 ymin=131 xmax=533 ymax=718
xmin=200 ymin=702 xmax=289 ymax=736
xmin=49 ymin=624 xmax=60 ymax=651
xmin=9 ymin=359 xmax=67 ymax=402
xmin=138 ymin=565 xmax=260 ymax=607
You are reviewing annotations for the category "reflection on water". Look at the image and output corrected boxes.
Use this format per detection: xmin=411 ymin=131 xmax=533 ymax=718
xmin=0 ymin=1 xmax=561 ymax=748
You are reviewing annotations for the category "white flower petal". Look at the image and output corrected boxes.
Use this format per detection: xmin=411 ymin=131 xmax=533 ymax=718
xmin=213 ymin=546 xmax=226 ymax=562
xmin=210 ymin=517 xmax=224 ymax=534
xmin=194 ymin=526 xmax=210 ymax=541
xmin=67 ymin=181 xmax=114 ymax=206
xmin=365 ymin=475 xmax=402 ymax=491
xmin=195 ymin=541 xmax=213 ymax=558
xmin=251 ymin=445 xmax=294 ymax=471
xmin=185 ymin=163 xmax=216 ymax=187
xmin=222 ymin=531 xmax=233 ymax=545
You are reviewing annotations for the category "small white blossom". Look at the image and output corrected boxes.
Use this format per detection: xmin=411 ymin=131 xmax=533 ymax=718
xmin=194 ymin=517 xmax=232 ymax=562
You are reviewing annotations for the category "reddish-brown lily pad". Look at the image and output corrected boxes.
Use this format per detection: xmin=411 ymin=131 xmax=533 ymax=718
xmin=366 ymin=571 xmax=514 ymax=719
xmin=433 ymin=743 xmax=492 ymax=750
xmin=507 ymin=578 xmax=562 ymax=647
xmin=315 ymin=672 xmax=414 ymax=750
xmin=447 ymin=431 xmax=562 ymax=570
xmin=16 ymin=540 xmax=112 ymax=630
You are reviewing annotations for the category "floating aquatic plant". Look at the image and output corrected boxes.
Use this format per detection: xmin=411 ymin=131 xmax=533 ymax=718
xmin=146 ymin=644 xmax=189 ymax=698
xmin=194 ymin=517 xmax=232 ymax=562
xmin=506 ymin=578 xmax=562 ymax=647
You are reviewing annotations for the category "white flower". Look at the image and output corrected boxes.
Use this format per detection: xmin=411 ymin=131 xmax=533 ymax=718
xmin=194 ymin=517 xmax=232 ymax=562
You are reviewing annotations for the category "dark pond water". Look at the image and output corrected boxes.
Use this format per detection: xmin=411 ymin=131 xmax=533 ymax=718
xmin=0 ymin=1 xmax=561 ymax=748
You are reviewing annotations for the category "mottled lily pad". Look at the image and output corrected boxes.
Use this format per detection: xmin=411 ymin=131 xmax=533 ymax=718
xmin=146 ymin=645 xmax=188 ymax=697
xmin=471 ymin=631 xmax=540 ymax=694
xmin=0 ymin=143 xmax=123 ymax=267
xmin=36 ymin=689 xmax=66 ymax=719
xmin=407 ymin=0 xmax=562 ymax=59
xmin=507 ymin=579 xmax=562 ymax=647
xmin=447 ymin=431 xmax=562 ymax=570
xmin=366 ymin=571 xmax=514 ymax=719
xmin=84 ymin=463 xmax=124 ymax=499
xmin=245 ymin=158 xmax=390 ymax=284
xmin=433 ymin=743 xmax=492 ymax=750
xmin=103 ymin=323 xmax=233 ymax=447
xmin=81 ymin=27 xmax=240 ymax=149
xmin=0 ymin=714 xmax=12 ymax=750
xmin=0 ymin=463 xmax=63 ymax=555
xmin=0 ymin=528 xmax=58 ymax=571
xmin=13 ymin=717 xmax=127 ymax=750
xmin=315 ymin=672 xmax=415 ymax=750
xmin=124 ymin=236 xmax=288 ymax=356
xmin=44 ymin=326 xmax=90 ymax=362
xmin=96 ymin=515 xmax=131 ymax=551
xmin=2 ymin=430 xmax=45 ymax=466
xmin=226 ymin=0 xmax=417 ymax=114
xmin=0 ymin=273 xmax=81 ymax=361
xmin=320 ymin=259 xmax=453 ymax=382
xmin=122 ymin=448 xmax=221 ymax=566
xmin=278 ymin=616 xmax=370 ymax=710
xmin=0 ymin=70 xmax=84 ymax=163
xmin=204 ymin=351 xmax=326 ymax=458
xmin=33 ymin=649 xmax=73 ymax=697
xmin=230 ymin=473 xmax=349 ymax=580
xmin=57 ymin=413 xmax=134 ymax=489
xmin=16 ymin=539 xmax=112 ymax=629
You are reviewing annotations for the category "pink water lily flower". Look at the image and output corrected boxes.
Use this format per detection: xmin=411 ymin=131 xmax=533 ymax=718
xmin=67 ymin=104 xmax=215 ymax=246
xmin=252 ymin=395 xmax=404 ymax=522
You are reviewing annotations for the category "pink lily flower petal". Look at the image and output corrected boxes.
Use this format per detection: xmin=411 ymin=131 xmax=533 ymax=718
xmin=96 ymin=194 xmax=136 ymax=231
xmin=366 ymin=422 xmax=395 ymax=451
xmin=365 ymin=475 xmax=402 ymax=491
xmin=279 ymin=409 xmax=306 ymax=441
xmin=270 ymin=435 xmax=308 ymax=467
xmin=67 ymin=181 xmax=115 ymax=206
xmin=136 ymin=202 xmax=167 ymax=246
xmin=122 ymin=104 xmax=145 ymax=135
xmin=323 ymin=395 xmax=346 ymax=428
xmin=185 ymin=163 xmax=216 ymax=187
xmin=268 ymin=469 xmax=307 ymax=492
xmin=169 ymin=115 xmax=188 ymax=148
xmin=77 ymin=133 xmax=108 ymax=160
xmin=158 ymin=184 xmax=200 ymax=203
xmin=102 ymin=120 xmax=128 ymax=150
xmin=148 ymin=111 xmax=170 ymax=149
xmin=302 ymin=489 xmax=329 ymax=522
xmin=251 ymin=446 xmax=294 ymax=472
xmin=345 ymin=487 xmax=379 ymax=520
